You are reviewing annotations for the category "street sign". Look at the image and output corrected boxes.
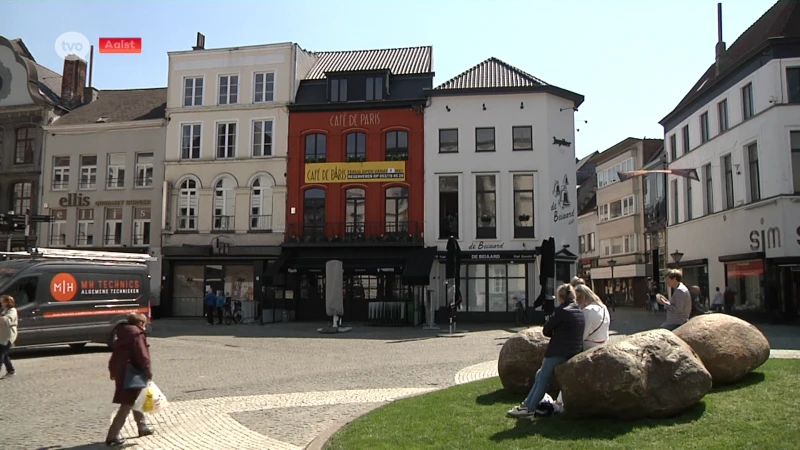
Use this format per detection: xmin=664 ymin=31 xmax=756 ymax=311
xmin=30 ymin=215 xmax=53 ymax=223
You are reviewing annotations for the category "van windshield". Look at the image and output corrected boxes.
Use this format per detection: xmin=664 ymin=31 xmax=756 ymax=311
xmin=0 ymin=261 xmax=29 ymax=290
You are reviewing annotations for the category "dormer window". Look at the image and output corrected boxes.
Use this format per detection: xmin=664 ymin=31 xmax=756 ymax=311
xmin=331 ymin=79 xmax=347 ymax=102
xmin=366 ymin=76 xmax=383 ymax=100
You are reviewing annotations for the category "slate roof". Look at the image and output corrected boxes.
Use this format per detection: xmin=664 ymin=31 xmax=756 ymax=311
xmin=305 ymin=46 xmax=432 ymax=80
xmin=435 ymin=57 xmax=548 ymax=90
xmin=661 ymin=0 xmax=800 ymax=124
xmin=578 ymin=193 xmax=597 ymax=217
xmin=54 ymin=88 xmax=167 ymax=126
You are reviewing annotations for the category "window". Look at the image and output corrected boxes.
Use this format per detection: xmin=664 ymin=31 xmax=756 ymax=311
xmin=600 ymin=234 xmax=638 ymax=257
xmin=671 ymin=179 xmax=679 ymax=224
xmin=104 ymin=207 xmax=123 ymax=246
xmin=76 ymin=208 xmax=94 ymax=246
xmin=10 ymin=181 xmax=31 ymax=215
xmin=52 ymin=156 xmax=70 ymax=190
xmin=788 ymin=68 xmax=800 ymax=104
xmin=106 ymin=153 xmax=125 ymax=189
xmin=366 ymin=76 xmax=383 ymax=101
xmin=588 ymin=232 xmax=596 ymax=251
xmin=579 ymin=235 xmax=586 ymax=254
xmin=135 ymin=153 xmax=153 ymax=187
xmin=346 ymin=132 xmax=366 ymax=162
xmin=700 ymin=112 xmax=710 ymax=143
xmin=385 ymin=186 xmax=409 ymax=234
xmin=475 ymin=174 xmax=497 ymax=239
xmin=213 ymin=177 xmax=236 ymax=230
xmin=14 ymin=127 xmax=34 ymax=164
xmin=475 ymin=127 xmax=495 ymax=152
xmin=252 ymin=119 xmax=273 ymax=157
xmin=249 ymin=175 xmax=274 ymax=231
xmin=181 ymin=124 xmax=202 ymax=160
xmin=439 ymin=176 xmax=459 ymax=239
xmin=598 ymin=195 xmax=636 ymax=222
xmin=723 ymin=154 xmax=734 ymax=209
xmin=385 ymin=131 xmax=408 ymax=161
xmin=686 ymin=178 xmax=693 ymax=221
xmin=747 ymin=143 xmax=760 ymax=202
xmin=178 ymin=179 xmax=198 ymax=231
xmin=512 ymin=126 xmax=533 ymax=151
xmin=79 ymin=155 xmax=97 ymax=189
xmin=682 ymin=125 xmax=690 ymax=153
xmin=183 ymin=77 xmax=203 ymax=107
xmin=49 ymin=209 xmax=66 ymax=246
xmin=345 ymin=188 xmax=366 ymax=234
xmin=742 ymin=83 xmax=754 ymax=120
xmin=792 ymin=131 xmax=800 ymax=193
xmin=303 ymin=188 xmax=326 ymax=237
xmin=305 ymin=133 xmax=326 ymax=163
xmin=216 ymin=122 xmax=236 ymax=159
xmin=513 ymin=174 xmax=534 ymax=238
xmin=5 ymin=276 xmax=38 ymax=308
xmin=669 ymin=134 xmax=677 ymax=161
xmin=718 ymin=99 xmax=729 ymax=132
xmin=704 ymin=163 xmax=714 ymax=215
xmin=597 ymin=158 xmax=634 ymax=188
xmin=461 ymin=263 xmax=527 ymax=313
xmin=218 ymin=74 xmax=239 ymax=105
xmin=330 ymin=79 xmax=347 ymax=102
xmin=439 ymin=129 xmax=458 ymax=153
xmin=133 ymin=207 xmax=151 ymax=246
xmin=253 ymin=72 xmax=274 ymax=103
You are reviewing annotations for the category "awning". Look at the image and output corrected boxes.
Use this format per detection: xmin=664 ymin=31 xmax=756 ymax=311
xmin=402 ymin=246 xmax=437 ymax=285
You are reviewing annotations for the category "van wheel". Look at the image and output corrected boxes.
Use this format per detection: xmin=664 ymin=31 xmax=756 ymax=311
xmin=69 ymin=343 xmax=87 ymax=349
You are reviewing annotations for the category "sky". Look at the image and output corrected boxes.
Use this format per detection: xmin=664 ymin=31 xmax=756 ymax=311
xmin=2 ymin=0 xmax=778 ymax=158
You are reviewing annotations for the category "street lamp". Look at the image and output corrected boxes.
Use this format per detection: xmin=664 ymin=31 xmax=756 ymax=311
xmin=671 ymin=250 xmax=684 ymax=266
xmin=608 ymin=259 xmax=617 ymax=311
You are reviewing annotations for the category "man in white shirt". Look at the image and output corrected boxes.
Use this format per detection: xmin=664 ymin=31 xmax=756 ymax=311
xmin=657 ymin=269 xmax=692 ymax=330
xmin=711 ymin=287 xmax=724 ymax=312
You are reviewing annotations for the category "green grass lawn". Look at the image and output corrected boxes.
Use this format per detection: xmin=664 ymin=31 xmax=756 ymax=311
xmin=325 ymin=359 xmax=800 ymax=450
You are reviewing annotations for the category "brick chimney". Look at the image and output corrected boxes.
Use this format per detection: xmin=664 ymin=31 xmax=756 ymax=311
xmin=714 ymin=3 xmax=727 ymax=76
xmin=61 ymin=56 xmax=87 ymax=106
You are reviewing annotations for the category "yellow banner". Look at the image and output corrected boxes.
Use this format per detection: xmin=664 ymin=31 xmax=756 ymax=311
xmin=304 ymin=161 xmax=406 ymax=183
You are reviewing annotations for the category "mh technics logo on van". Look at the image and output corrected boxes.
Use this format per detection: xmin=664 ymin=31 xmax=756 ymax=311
xmin=50 ymin=272 xmax=141 ymax=302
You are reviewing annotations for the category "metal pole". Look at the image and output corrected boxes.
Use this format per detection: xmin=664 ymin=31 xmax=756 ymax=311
xmin=24 ymin=209 xmax=30 ymax=251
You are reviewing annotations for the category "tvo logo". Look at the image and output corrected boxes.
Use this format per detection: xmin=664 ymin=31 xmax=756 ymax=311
xmin=54 ymin=31 xmax=91 ymax=61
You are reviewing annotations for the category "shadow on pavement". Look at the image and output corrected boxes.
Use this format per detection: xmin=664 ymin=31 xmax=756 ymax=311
xmin=36 ymin=444 xmax=107 ymax=450
xmin=11 ymin=345 xmax=108 ymax=360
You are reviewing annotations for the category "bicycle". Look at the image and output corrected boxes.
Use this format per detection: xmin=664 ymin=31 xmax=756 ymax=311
xmin=223 ymin=299 xmax=243 ymax=325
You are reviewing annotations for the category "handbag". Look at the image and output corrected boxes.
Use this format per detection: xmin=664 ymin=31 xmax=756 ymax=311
xmin=124 ymin=363 xmax=148 ymax=390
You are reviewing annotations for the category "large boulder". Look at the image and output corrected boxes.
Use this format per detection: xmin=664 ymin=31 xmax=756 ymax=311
xmin=555 ymin=329 xmax=712 ymax=420
xmin=498 ymin=328 xmax=559 ymax=394
xmin=674 ymin=313 xmax=770 ymax=385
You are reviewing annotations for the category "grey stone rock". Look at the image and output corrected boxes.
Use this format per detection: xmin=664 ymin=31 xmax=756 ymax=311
xmin=497 ymin=327 xmax=559 ymax=394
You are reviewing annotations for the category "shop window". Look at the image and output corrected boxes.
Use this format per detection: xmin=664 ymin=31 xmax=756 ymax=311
xmin=305 ymin=133 xmax=327 ymax=163
xmin=304 ymin=188 xmax=326 ymax=237
xmin=385 ymin=131 xmax=408 ymax=161
xmin=725 ymin=260 xmax=764 ymax=311
xmin=438 ymin=176 xmax=459 ymax=239
xmin=475 ymin=174 xmax=496 ymax=239
xmin=345 ymin=188 xmax=365 ymax=234
xmin=385 ymin=186 xmax=409 ymax=235
xmin=513 ymin=174 xmax=534 ymax=238
xmin=225 ymin=265 xmax=254 ymax=301
xmin=346 ymin=132 xmax=366 ymax=162
xmin=461 ymin=263 xmax=527 ymax=312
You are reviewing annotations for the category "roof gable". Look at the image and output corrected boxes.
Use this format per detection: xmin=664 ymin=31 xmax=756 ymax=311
xmin=435 ymin=57 xmax=547 ymax=90
xmin=305 ymin=46 xmax=432 ymax=80
xmin=54 ymin=88 xmax=167 ymax=126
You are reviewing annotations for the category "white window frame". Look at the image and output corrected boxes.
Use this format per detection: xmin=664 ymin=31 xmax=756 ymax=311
xmin=178 ymin=178 xmax=199 ymax=231
xmin=132 ymin=208 xmax=151 ymax=246
xmin=135 ymin=152 xmax=154 ymax=188
xmin=598 ymin=195 xmax=635 ymax=222
xmin=79 ymin=155 xmax=97 ymax=190
xmin=251 ymin=118 xmax=274 ymax=158
xmin=218 ymin=74 xmax=239 ymax=105
xmin=597 ymin=158 xmax=634 ymax=188
xmin=183 ymin=76 xmax=204 ymax=107
xmin=249 ymin=175 xmax=274 ymax=231
xmin=213 ymin=177 xmax=236 ymax=231
xmin=106 ymin=153 xmax=126 ymax=189
xmin=600 ymin=234 xmax=637 ymax=257
xmin=49 ymin=219 xmax=66 ymax=246
xmin=52 ymin=156 xmax=70 ymax=190
xmin=215 ymin=120 xmax=237 ymax=159
xmin=104 ymin=208 xmax=123 ymax=246
xmin=76 ymin=219 xmax=94 ymax=247
xmin=180 ymin=123 xmax=202 ymax=160
xmin=253 ymin=72 xmax=275 ymax=103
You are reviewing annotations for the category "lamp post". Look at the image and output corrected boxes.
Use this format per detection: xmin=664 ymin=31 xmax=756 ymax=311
xmin=671 ymin=250 xmax=684 ymax=267
xmin=608 ymin=259 xmax=617 ymax=311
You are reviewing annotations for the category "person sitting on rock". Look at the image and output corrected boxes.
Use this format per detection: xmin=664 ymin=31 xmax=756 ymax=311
xmin=657 ymin=269 xmax=692 ymax=330
xmin=507 ymin=284 xmax=585 ymax=419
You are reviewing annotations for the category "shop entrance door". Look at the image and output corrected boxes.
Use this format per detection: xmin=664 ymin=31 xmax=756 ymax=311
xmin=345 ymin=275 xmax=376 ymax=322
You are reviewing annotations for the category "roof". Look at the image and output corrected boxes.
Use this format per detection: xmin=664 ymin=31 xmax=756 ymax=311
xmin=643 ymin=144 xmax=666 ymax=169
xmin=435 ymin=57 xmax=547 ymax=90
xmin=593 ymin=138 xmax=663 ymax=166
xmin=661 ymin=0 xmax=800 ymax=125
xmin=10 ymin=38 xmax=34 ymax=61
xmin=578 ymin=193 xmax=597 ymax=217
xmin=7 ymin=37 xmax=66 ymax=109
xmin=53 ymin=88 xmax=167 ymax=126
xmin=305 ymin=46 xmax=432 ymax=80
xmin=576 ymin=151 xmax=600 ymax=173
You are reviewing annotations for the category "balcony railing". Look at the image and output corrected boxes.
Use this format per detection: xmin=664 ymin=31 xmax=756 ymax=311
xmin=177 ymin=215 xmax=198 ymax=231
xmin=76 ymin=235 xmax=94 ymax=246
xmin=135 ymin=176 xmax=154 ymax=188
xmin=286 ymin=221 xmax=422 ymax=244
xmin=103 ymin=234 xmax=122 ymax=246
xmin=52 ymin=180 xmax=69 ymax=190
xmin=49 ymin=234 xmax=66 ymax=246
xmin=133 ymin=234 xmax=150 ymax=246
xmin=106 ymin=176 xmax=125 ymax=189
xmin=213 ymin=215 xmax=235 ymax=231
xmin=79 ymin=179 xmax=97 ymax=189
xmin=249 ymin=215 xmax=272 ymax=231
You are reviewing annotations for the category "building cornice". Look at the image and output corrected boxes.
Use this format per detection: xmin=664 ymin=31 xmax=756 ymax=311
xmin=168 ymin=42 xmax=295 ymax=57
xmin=166 ymin=102 xmax=289 ymax=117
xmin=287 ymin=98 xmax=425 ymax=112
xmin=44 ymin=119 xmax=166 ymax=134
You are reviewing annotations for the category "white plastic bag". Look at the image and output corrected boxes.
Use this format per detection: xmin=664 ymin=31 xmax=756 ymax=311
xmin=133 ymin=381 xmax=169 ymax=414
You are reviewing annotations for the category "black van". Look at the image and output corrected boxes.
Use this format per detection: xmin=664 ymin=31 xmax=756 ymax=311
xmin=1 ymin=251 xmax=153 ymax=349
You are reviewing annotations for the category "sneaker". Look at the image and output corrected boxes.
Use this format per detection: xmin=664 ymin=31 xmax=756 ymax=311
xmin=1 ymin=371 xmax=14 ymax=379
xmin=506 ymin=404 xmax=534 ymax=418
xmin=105 ymin=437 xmax=126 ymax=447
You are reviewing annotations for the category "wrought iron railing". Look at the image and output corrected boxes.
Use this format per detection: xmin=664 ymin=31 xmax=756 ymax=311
xmin=249 ymin=215 xmax=272 ymax=231
xmin=177 ymin=215 xmax=198 ymax=231
xmin=213 ymin=215 xmax=235 ymax=231
xmin=286 ymin=221 xmax=422 ymax=244
xmin=135 ymin=176 xmax=154 ymax=187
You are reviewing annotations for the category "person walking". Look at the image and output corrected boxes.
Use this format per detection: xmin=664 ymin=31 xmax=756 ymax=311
xmin=657 ymin=269 xmax=692 ymax=330
xmin=105 ymin=313 xmax=154 ymax=447
xmin=0 ymin=295 xmax=18 ymax=379
xmin=711 ymin=287 xmax=724 ymax=312
xmin=216 ymin=291 xmax=226 ymax=325
xmin=204 ymin=289 xmax=216 ymax=325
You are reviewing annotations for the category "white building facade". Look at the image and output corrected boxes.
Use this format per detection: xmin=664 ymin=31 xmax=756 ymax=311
xmin=161 ymin=36 xmax=317 ymax=317
xmin=424 ymin=57 xmax=583 ymax=321
xmin=661 ymin=1 xmax=800 ymax=321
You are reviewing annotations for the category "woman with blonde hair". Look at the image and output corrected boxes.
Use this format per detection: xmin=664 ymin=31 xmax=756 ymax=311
xmin=0 ymin=295 xmax=18 ymax=378
xmin=573 ymin=284 xmax=610 ymax=350
xmin=570 ymin=277 xmax=585 ymax=287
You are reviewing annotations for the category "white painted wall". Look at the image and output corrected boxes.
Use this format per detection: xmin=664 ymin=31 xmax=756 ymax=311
xmin=578 ymin=212 xmax=598 ymax=259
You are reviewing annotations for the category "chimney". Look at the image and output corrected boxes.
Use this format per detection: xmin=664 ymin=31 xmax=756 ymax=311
xmin=61 ymin=56 xmax=87 ymax=107
xmin=192 ymin=32 xmax=205 ymax=51
xmin=715 ymin=2 xmax=727 ymax=75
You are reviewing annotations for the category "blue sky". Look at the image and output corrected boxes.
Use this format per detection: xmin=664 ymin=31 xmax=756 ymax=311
xmin=3 ymin=0 xmax=777 ymax=158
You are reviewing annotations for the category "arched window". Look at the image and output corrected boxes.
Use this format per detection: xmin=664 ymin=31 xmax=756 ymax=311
xmin=346 ymin=132 xmax=366 ymax=162
xmin=303 ymin=188 xmax=326 ymax=237
xmin=385 ymin=131 xmax=408 ymax=161
xmin=14 ymin=126 xmax=35 ymax=165
xmin=305 ymin=134 xmax=327 ymax=163
xmin=250 ymin=175 xmax=274 ymax=231
xmin=344 ymin=188 xmax=365 ymax=234
xmin=213 ymin=176 xmax=236 ymax=230
xmin=385 ymin=186 xmax=409 ymax=234
xmin=10 ymin=181 xmax=32 ymax=215
xmin=178 ymin=178 xmax=198 ymax=231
